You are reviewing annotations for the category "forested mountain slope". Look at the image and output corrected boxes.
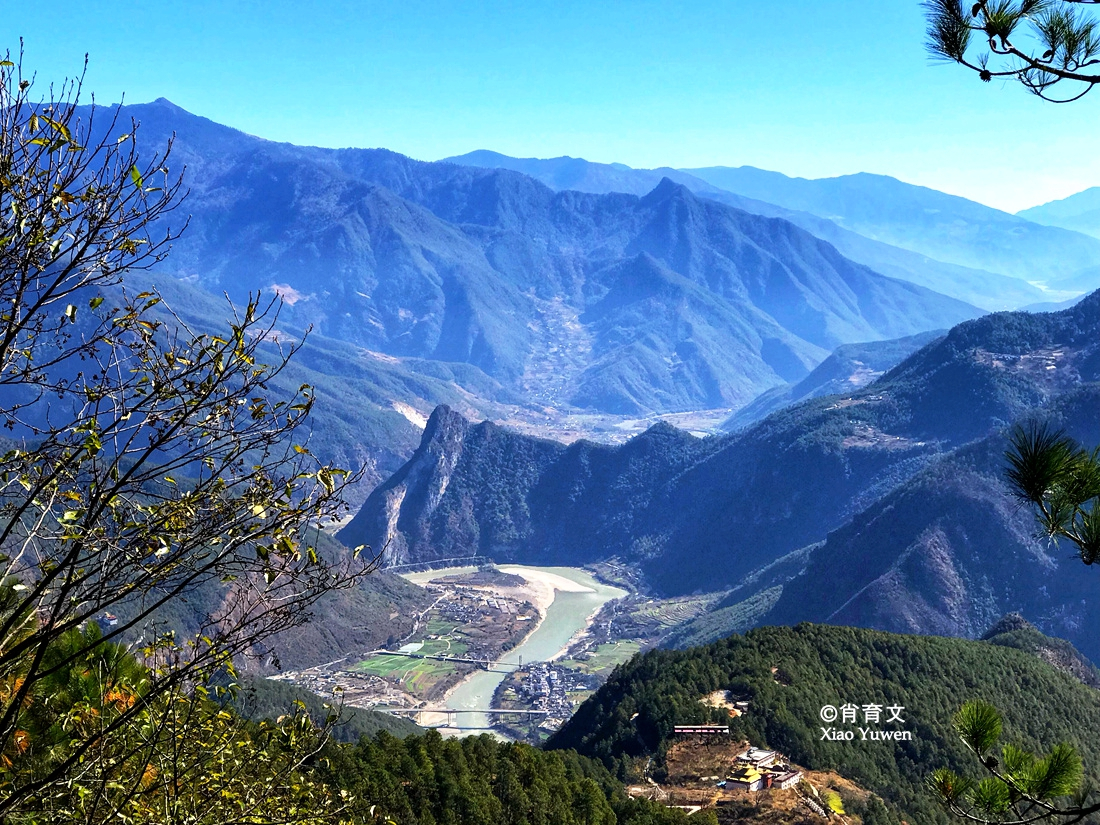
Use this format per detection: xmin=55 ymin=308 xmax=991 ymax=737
xmin=338 ymin=407 xmax=718 ymax=568
xmin=343 ymin=292 xmax=1100 ymax=615
xmin=325 ymin=729 xmax=702 ymax=825
xmin=550 ymin=624 xmax=1100 ymax=824
xmin=757 ymin=382 xmax=1100 ymax=659
xmin=981 ymin=613 xmax=1100 ymax=689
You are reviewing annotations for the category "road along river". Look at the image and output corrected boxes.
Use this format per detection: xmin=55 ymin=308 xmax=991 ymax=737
xmin=401 ymin=565 xmax=626 ymax=737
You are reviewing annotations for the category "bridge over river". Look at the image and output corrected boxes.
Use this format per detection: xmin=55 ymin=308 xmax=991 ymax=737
xmin=378 ymin=706 xmax=549 ymax=728
xmin=394 ymin=565 xmax=627 ymax=737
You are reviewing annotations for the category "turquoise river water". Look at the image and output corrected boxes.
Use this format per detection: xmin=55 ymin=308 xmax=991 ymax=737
xmin=401 ymin=565 xmax=626 ymax=737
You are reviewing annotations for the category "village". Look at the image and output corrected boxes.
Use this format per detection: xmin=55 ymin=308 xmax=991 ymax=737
xmin=267 ymin=568 xmax=540 ymax=712
xmin=492 ymin=661 xmax=603 ymax=742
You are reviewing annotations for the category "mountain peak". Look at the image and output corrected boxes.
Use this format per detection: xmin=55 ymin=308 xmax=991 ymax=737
xmin=445 ymin=149 xmax=511 ymax=165
xmin=421 ymin=404 xmax=470 ymax=447
xmin=981 ymin=612 xmax=1037 ymax=639
xmin=148 ymin=97 xmax=189 ymax=113
xmin=641 ymin=176 xmax=694 ymax=204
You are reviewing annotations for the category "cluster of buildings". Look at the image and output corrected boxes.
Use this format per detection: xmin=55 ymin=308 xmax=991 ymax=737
xmin=724 ymin=748 xmax=803 ymax=792
xmin=481 ymin=596 xmax=517 ymax=614
xmin=421 ymin=587 xmax=534 ymax=660
xmin=507 ymin=662 xmax=595 ymax=717
xmin=670 ymin=727 xmax=803 ymax=794
xmin=267 ymin=664 xmax=408 ymax=709
xmin=429 ymin=588 xmax=484 ymax=624
xmin=506 ymin=664 xmax=598 ymax=711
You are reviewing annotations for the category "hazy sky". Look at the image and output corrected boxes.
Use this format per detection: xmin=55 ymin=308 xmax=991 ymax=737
xmin=13 ymin=1 xmax=1100 ymax=212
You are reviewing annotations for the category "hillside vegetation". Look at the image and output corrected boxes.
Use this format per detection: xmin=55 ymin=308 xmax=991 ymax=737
xmin=324 ymin=730 xmax=708 ymax=825
xmin=550 ymin=624 xmax=1100 ymax=824
xmin=758 ymin=382 xmax=1100 ymax=658
xmin=8 ymin=617 xmax=703 ymax=825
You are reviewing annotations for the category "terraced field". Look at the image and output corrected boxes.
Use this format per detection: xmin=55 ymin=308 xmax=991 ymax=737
xmin=560 ymin=641 xmax=642 ymax=677
xmin=630 ymin=595 xmax=717 ymax=628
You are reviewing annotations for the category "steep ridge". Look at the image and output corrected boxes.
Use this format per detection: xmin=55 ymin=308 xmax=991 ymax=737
xmin=981 ymin=613 xmax=1100 ymax=689
xmin=343 ymin=292 xmax=1100 ymax=648
xmin=760 ymin=383 xmax=1100 ymax=660
xmin=339 ymin=407 xmax=715 ymax=567
xmin=666 ymin=295 xmax=1100 ymax=658
xmin=85 ymin=100 xmax=978 ymax=416
xmin=449 ymin=150 xmax=1046 ymax=310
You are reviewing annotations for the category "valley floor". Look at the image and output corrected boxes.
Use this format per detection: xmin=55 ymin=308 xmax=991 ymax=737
xmin=269 ymin=565 xmax=635 ymax=735
xmin=268 ymin=563 xmax=735 ymax=740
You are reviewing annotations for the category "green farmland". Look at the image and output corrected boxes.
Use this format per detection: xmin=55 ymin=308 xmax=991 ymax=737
xmin=559 ymin=640 xmax=641 ymax=677
xmin=348 ymin=617 xmax=479 ymax=698
xmin=351 ymin=654 xmax=462 ymax=696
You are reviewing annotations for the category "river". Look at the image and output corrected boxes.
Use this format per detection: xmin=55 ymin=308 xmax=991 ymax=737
xmin=401 ymin=565 xmax=626 ymax=736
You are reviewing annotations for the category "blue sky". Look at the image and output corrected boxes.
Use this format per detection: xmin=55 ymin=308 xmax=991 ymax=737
xmin=13 ymin=1 xmax=1100 ymax=212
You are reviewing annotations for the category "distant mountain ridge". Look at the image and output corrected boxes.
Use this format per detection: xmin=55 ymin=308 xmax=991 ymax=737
xmin=686 ymin=165 xmax=1100 ymax=290
xmin=85 ymin=99 xmax=978 ymax=418
xmin=447 ymin=150 xmax=1083 ymax=310
xmin=1019 ymin=186 xmax=1100 ymax=240
xmin=722 ymin=329 xmax=944 ymax=431
xmin=443 ymin=150 xmax=727 ymax=199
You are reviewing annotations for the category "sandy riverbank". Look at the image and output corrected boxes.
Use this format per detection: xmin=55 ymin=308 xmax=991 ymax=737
xmin=496 ymin=565 xmax=595 ymax=613
xmin=458 ymin=565 xmax=603 ymax=665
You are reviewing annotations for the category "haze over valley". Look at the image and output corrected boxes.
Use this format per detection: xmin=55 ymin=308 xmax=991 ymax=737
xmin=13 ymin=8 xmax=1100 ymax=819
xmin=76 ymin=96 xmax=1100 ymax=690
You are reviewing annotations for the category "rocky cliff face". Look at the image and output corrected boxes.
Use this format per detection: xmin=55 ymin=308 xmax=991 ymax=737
xmin=343 ymin=293 xmax=1100 ymax=660
xmin=338 ymin=408 xmax=715 ymax=570
xmin=339 ymin=406 xmax=473 ymax=565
